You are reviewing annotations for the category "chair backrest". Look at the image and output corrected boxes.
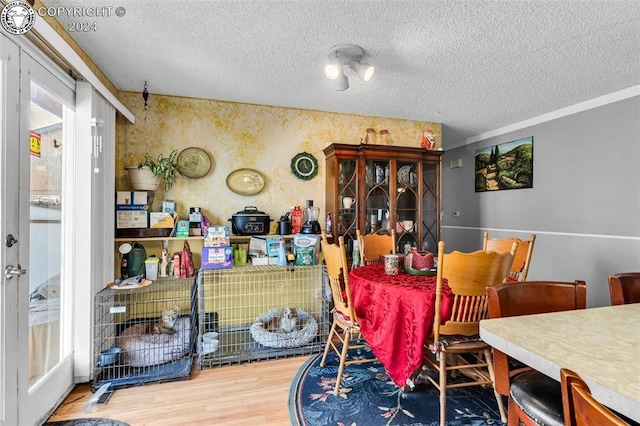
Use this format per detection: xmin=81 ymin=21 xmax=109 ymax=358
xmin=560 ymin=368 xmax=627 ymax=426
xmin=608 ymin=272 xmax=640 ymax=305
xmin=487 ymin=280 xmax=586 ymax=395
xmin=356 ymin=229 xmax=396 ymax=265
xmin=433 ymin=240 xmax=517 ymax=340
xmin=487 ymin=280 xmax=587 ymax=319
xmin=321 ymin=233 xmax=358 ymax=323
xmin=483 ymin=231 xmax=536 ymax=281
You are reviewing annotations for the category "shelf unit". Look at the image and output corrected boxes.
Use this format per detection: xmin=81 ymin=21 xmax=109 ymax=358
xmin=324 ymin=143 xmax=443 ymax=255
xmin=112 ymin=234 xmax=308 ymax=278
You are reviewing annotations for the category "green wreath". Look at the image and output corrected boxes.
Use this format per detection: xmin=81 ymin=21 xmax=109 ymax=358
xmin=290 ymin=152 xmax=319 ymax=180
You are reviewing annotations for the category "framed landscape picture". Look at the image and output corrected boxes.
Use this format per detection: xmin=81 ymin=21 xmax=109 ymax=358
xmin=475 ymin=136 xmax=533 ymax=192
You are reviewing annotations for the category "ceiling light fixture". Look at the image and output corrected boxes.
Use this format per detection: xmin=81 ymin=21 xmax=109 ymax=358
xmin=324 ymin=44 xmax=374 ymax=91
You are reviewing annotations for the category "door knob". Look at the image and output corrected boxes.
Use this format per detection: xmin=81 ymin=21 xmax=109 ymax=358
xmin=4 ymin=264 xmax=27 ymax=280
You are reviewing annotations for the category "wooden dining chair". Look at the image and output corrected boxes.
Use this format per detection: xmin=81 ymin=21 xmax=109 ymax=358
xmin=608 ymin=272 xmax=640 ymax=305
xmin=560 ymin=368 xmax=628 ymax=426
xmin=423 ymin=240 xmax=517 ymax=426
xmin=320 ymin=233 xmax=377 ymax=395
xmin=356 ymin=229 xmax=396 ymax=265
xmin=487 ymin=280 xmax=587 ymax=426
xmin=483 ymin=231 xmax=536 ymax=281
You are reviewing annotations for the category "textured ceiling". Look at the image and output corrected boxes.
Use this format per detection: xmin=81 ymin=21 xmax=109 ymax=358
xmin=44 ymin=0 xmax=640 ymax=147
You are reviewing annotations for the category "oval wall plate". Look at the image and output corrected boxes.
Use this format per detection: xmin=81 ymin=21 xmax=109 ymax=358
xmin=226 ymin=168 xmax=267 ymax=196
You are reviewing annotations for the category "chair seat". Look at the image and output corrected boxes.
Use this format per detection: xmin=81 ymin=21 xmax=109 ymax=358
xmin=428 ymin=334 xmax=488 ymax=353
xmin=510 ymin=370 xmax=564 ymax=426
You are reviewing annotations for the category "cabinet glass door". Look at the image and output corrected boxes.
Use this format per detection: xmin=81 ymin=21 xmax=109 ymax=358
xmin=364 ymin=159 xmax=390 ymax=235
xmin=421 ymin=163 xmax=439 ymax=253
xmin=395 ymin=161 xmax=418 ymax=253
xmin=337 ymin=159 xmax=357 ymax=249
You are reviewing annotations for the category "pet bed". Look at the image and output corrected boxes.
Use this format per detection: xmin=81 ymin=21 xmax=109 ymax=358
xmin=117 ymin=316 xmax=191 ymax=367
xmin=250 ymin=308 xmax=318 ymax=349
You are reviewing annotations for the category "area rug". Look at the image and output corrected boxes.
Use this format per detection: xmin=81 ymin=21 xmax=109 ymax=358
xmin=289 ymin=349 xmax=505 ymax=426
xmin=44 ymin=419 xmax=129 ymax=426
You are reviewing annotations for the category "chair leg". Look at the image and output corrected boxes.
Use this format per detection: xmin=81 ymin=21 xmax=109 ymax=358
xmin=439 ymin=352 xmax=448 ymax=426
xmin=334 ymin=330 xmax=351 ymax=396
xmin=484 ymin=348 xmax=507 ymax=423
xmin=320 ymin=321 xmax=338 ymax=367
xmin=508 ymin=396 xmax=520 ymax=426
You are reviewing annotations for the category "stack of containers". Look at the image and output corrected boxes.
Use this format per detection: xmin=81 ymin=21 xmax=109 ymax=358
xmin=201 ymin=225 xmax=233 ymax=269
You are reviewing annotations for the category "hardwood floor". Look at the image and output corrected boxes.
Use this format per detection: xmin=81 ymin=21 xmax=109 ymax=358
xmin=46 ymin=356 xmax=308 ymax=425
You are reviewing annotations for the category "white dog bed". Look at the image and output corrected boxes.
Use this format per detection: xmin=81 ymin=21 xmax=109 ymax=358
xmin=250 ymin=308 xmax=318 ymax=349
xmin=117 ymin=316 xmax=191 ymax=367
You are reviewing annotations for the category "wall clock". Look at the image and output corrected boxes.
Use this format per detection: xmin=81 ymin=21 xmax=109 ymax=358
xmin=291 ymin=152 xmax=318 ymax=180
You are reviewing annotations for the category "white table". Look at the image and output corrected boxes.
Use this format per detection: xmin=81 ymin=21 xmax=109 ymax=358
xmin=480 ymin=304 xmax=640 ymax=422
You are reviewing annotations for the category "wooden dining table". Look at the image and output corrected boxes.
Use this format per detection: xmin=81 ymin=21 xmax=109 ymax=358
xmin=348 ymin=264 xmax=453 ymax=388
xmin=480 ymin=303 xmax=640 ymax=422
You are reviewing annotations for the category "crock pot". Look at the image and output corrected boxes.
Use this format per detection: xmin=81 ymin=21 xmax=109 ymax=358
xmin=228 ymin=206 xmax=273 ymax=235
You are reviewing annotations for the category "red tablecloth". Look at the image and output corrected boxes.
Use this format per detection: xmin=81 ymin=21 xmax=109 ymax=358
xmin=349 ymin=264 xmax=453 ymax=388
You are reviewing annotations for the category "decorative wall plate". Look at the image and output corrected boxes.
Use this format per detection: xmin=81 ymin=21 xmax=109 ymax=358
xmin=226 ymin=168 xmax=266 ymax=195
xmin=177 ymin=147 xmax=212 ymax=178
xmin=291 ymin=152 xmax=318 ymax=180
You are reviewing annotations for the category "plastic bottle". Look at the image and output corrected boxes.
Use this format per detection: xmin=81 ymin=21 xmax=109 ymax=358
xmin=277 ymin=237 xmax=287 ymax=266
xmin=291 ymin=205 xmax=303 ymax=234
xmin=351 ymin=240 xmax=360 ymax=270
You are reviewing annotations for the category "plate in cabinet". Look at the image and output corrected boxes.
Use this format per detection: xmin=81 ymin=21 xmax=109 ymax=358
xmin=397 ymin=165 xmax=412 ymax=185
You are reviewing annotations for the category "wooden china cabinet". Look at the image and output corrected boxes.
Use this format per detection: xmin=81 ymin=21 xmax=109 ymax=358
xmin=324 ymin=143 xmax=443 ymax=256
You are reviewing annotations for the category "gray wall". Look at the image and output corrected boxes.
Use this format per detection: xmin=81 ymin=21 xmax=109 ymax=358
xmin=441 ymin=95 xmax=640 ymax=307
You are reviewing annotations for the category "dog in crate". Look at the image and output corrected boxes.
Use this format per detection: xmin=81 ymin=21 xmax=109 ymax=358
xmin=255 ymin=307 xmax=299 ymax=333
xmin=116 ymin=305 xmax=191 ymax=367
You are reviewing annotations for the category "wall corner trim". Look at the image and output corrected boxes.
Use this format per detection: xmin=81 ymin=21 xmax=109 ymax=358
xmin=465 ymin=85 xmax=640 ymax=145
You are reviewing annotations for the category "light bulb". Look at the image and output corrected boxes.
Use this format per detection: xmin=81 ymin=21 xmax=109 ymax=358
xmin=324 ymin=61 xmax=342 ymax=80
xmin=359 ymin=63 xmax=375 ymax=81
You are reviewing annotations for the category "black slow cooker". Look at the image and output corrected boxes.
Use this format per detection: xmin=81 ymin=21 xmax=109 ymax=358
xmin=228 ymin=206 xmax=273 ymax=235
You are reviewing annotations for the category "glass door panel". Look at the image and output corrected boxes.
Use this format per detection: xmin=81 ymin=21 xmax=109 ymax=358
xmin=395 ymin=161 xmax=418 ymax=253
xmin=337 ymin=159 xmax=357 ymax=250
xmin=421 ymin=163 xmax=438 ymax=253
xmin=364 ymin=159 xmax=390 ymax=234
xmin=28 ymin=81 xmax=65 ymax=386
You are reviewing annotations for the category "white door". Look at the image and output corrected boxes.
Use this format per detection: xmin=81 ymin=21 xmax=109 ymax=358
xmin=1 ymin=32 xmax=76 ymax=425
xmin=0 ymin=31 xmax=21 ymax=426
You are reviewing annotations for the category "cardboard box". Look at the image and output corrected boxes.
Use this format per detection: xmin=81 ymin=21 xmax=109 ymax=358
xmin=115 ymin=204 xmax=149 ymax=211
xmin=249 ymin=236 xmax=280 ymax=258
xmin=251 ymin=256 xmax=270 ymax=266
xmin=150 ymin=212 xmax=174 ymax=228
xmin=162 ymin=200 xmax=175 ymax=216
xmin=201 ymin=246 xmax=233 ymax=269
xmin=204 ymin=225 xmax=230 ymax=247
xmin=116 ymin=209 xmax=149 ymax=229
xmin=175 ymin=219 xmax=190 ymax=237
xmin=116 ymin=191 xmax=149 ymax=206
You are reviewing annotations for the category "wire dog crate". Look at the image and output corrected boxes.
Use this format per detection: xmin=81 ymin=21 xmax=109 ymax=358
xmin=92 ymin=277 xmax=197 ymax=391
xmin=197 ymin=264 xmax=329 ymax=369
